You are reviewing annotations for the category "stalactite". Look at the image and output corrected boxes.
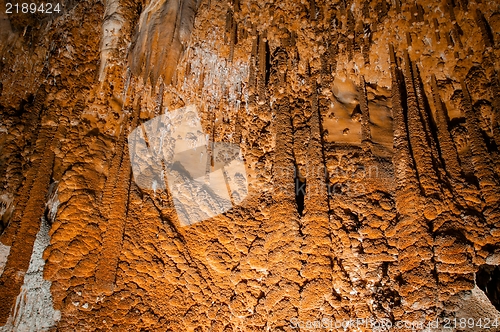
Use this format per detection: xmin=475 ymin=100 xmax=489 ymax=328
xmin=239 ymin=25 xmax=246 ymax=41
xmin=389 ymin=44 xmax=420 ymax=209
xmin=0 ymin=125 xmax=55 ymax=324
xmin=299 ymin=79 xmax=333 ymax=319
xmin=248 ymin=31 xmax=258 ymax=106
xmin=309 ymin=0 xmax=316 ymax=20
xmin=265 ymin=47 xmax=302 ymax=324
xmin=362 ymin=1 xmax=369 ymax=19
xmin=354 ymin=23 xmax=362 ymax=55
xmin=94 ymin=113 xmax=136 ymax=294
xmin=491 ymin=71 xmax=500 ymax=147
xmin=409 ymin=3 xmax=416 ymax=24
xmin=233 ymin=106 xmax=242 ymax=144
xmin=0 ymin=88 xmax=46 ymax=241
xmin=185 ymin=60 xmax=191 ymax=78
xmin=433 ymin=18 xmax=440 ymax=42
xmin=431 ymin=75 xmax=462 ymax=180
xmin=362 ymin=24 xmax=371 ymax=65
xmin=475 ymin=9 xmax=493 ymax=48
xmin=446 ymin=0 xmax=456 ymax=24
xmin=198 ymin=69 xmax=205 ymax=95
xmin=395 ymin=0 xmax=401 ymax=14
xmin=347 ymin=10 xmax=355 ymax=61
xmin=154 ymin=82 xmax=164 ymax=116
xmin=451 ymin=28 xmax=463 ymax=49
xmin=129 ymin=0 xmax=200 ymax=85
xmin=330 ymin=34 xmax=339 ymax=73
xmin=412 ymin=62 xmax=442 ymax=174
xmin=225 ymin=10 xmax=232 ymax=35
xmin=416 ymin=3 xmax=424 ymax=22
xmin=446 ymin=31 xmax=454 ymax=48
xmin=378 ymin=0 xmax=389 ymax=22
xmin=320 ymin=48 xmax=329 ymax=78
xmin=320 ymin=29 xmax=332 ymax=79
xmin=402 ymin=51 xmax=440 ymax=197
xmin=0 ymin=138 xmax=39 ymax=238
xmin=257 ymin=31 xmax=267 ymax=105
xmin=388 ymin=45 xmax=438 ymax=320
xmin=410 ymin=2 xmax=424 ymax=23
xmin=461 ymin=80 xmax=499 ymax=208
xmin=229 ymin=19 xmax=237 ymax=63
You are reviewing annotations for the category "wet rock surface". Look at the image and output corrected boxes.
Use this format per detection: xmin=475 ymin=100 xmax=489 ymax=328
xmin=0 ymin=0 xmax=499 ymax=330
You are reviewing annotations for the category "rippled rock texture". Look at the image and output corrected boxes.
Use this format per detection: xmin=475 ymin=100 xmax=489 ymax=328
xmin=0 ymin=0 xmax=500 ymax=330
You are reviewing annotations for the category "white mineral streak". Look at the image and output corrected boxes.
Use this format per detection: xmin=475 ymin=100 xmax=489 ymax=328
xmin=0 ymin=219 xmax=61 ymax=332
xmin=0 ymin=244 xmax=10 ymax=277
xmin=98 ymin=0 xmax=125 ymax=81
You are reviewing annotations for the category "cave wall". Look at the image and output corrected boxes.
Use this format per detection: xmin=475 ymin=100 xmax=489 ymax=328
xmin=0 ymin=0 xmax=500 ymax=330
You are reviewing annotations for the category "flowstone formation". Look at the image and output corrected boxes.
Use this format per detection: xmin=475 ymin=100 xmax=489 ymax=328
xmin=0 ymin=0 xmax=500 ymax=330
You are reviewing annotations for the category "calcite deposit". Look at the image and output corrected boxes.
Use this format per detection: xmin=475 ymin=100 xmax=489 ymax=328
xmin=0 ymin=0 xmax=499 ymax=330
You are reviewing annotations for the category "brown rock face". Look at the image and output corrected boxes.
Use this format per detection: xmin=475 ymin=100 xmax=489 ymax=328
xmin=1 ymin=0 xmax=500 ymax=330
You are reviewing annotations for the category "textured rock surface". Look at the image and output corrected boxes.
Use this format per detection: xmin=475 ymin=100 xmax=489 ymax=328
xmin=0 ymin=0 xmax=499 ymax=330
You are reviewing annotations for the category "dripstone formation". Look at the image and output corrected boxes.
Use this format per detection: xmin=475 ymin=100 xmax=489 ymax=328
xmin=0 ymin=0 xmax=499 ymax=330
